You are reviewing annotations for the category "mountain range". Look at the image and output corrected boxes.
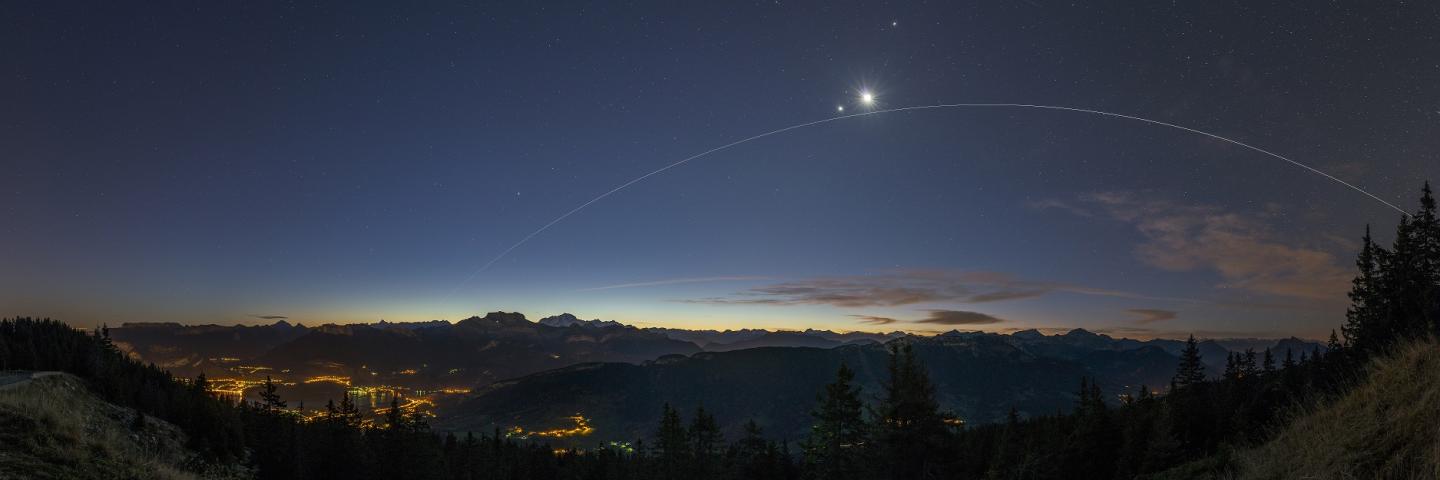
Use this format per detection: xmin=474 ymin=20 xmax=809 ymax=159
xmin=112 ymin=312 xmax=706 ymax=386
xmin=108 ymin=312 xmax=1324 ymax=441
xmin=108 ymin=313 xmax=907 ymax=382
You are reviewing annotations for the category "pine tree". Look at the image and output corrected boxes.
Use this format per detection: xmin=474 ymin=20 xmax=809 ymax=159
xmin=259 ymin=375 xmax=285 ymax=412
xmin=984 ymin=407 xmax=1025 ymax=480
xmin=803 ymin=363 xmax=868 ymax=480
xmin=733 ymin=420 xmax=778 ymax=480
xmin=690 ymin=405 xmax=722 ymax=457
xmin=873 ymin=343 xmax=949 ymax=479
xmin=337 ymin=392 xmax=361 ymax=428
xmin=1380 ymin=185 xmax=1439 ymax=346
xmin=1171 ymin=335 xmax=1206 ymax=389
xmin=1113 ymin=389 xmax=1159 ymax=479
xmin=97 ymin=323 xmax=116 ymax=353
xmin=1359 ymin=183 xmax=1440 ymax=349
xmin=1343 ymin=225 xmax=1386 ymax=352
xmin=1073 ymin=376 xmax=1104 ymax=416
xmin=734 ymin=419 xmax=767 ymax=458
xmin=1223 ymin=353 xmax=1240 ymax=381
xmin=1062 ymin=376 xmax=1118 ymax=478
xmin=689 ymin=405 xmax=723 ymax=476
xmin=1416 ymin=182 xmax=1440 ymax=274
xmin=654 ymin=403 xmax=690 ymax=477
xmin=1241 ymin=349 xmax=1258 ymax=378
xmin=191 ymin=373 xmax=210 ymax=396
xmin=385 ymin=394 xmax=404 ymax=430
xmin=1417 ymin=182 xmax=1440 ymax=336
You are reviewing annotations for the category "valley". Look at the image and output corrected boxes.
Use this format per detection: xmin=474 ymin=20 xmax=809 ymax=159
xmin=107 ymin=312 xmax=1323 ymax=445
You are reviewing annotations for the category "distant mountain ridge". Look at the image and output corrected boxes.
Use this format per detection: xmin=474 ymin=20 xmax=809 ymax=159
xmin=646 ymin=326 xmax=907 ymax=350
xmin=256 ymin=312 xmax=701 ymax=385
xmin=112 ymin=313 xmax=702 ymax=384
xmin=537 ymin=313 xmax=628 ymax=330
xmin=499 ymin=314 xmax=906 ymax=350
xmin=110 ymin=320 xmax=312 ymax=371
xmin=109 ymin=314 xmax=1324 ymax=391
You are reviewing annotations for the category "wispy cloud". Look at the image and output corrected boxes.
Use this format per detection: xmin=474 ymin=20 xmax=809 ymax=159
xmin=914 ymin=309 xmax=1005 ymax=325
xmin=849 ymin=314 xmax=900 ymax=325
xmin=1126 ymin=308 xmax=1177 ymax=324
xmin=1092 ymin=325 xmax=1287 ymax=340
xmin=1038 ymin=193 xmax=1352 ymax=301
xmin=578 ymin=276 xmax=771 ymax=292
xmin=1322 ymin=233 xmax=1361 ymax=253
xmin=1026 ymin=198 xmax=1093 ymax=217
xmin=681 ymin=269 xmax=1186 ymax=308
xmin=250 ymin=314 xmax=288 ymax=320
xmin=849 ymin=310 xmax=1005 ymax=327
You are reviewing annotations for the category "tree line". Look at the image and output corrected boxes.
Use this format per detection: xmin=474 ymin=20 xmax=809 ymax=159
xmin=2 ymin=182 xmax=1435 ymax=479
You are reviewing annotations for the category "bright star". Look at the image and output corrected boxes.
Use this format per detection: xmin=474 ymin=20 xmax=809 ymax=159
xmin=837 ymin=105 xmax=845 ymax=113
xmin=860 ymin=91 xmax=875 ymax=105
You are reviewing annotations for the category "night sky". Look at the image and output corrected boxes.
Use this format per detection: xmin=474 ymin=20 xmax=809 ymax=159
xmin=4 ymin=2 xmax=1437 ymax=338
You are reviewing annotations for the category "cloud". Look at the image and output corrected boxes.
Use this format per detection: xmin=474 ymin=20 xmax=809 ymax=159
xmin=578 ymin=276 xmax=771 ymax=291
xmin=1322 ymin=233 xmax=1361 ymax=253
xmin=1092 ymin=325 xmax=1286 ymax=341
xmin=913 ymin=309 xmax=1005 ymax=325
xmin=1126 ymin=308 xmax=1177 ymax=324
xmin=1045 ymin=192 xmax=1352 ymax=300
xmin=964 ymin=290 xmax=1049 ymax=303
xmin=250 ymin=315 xmax=288 ymax=320
xmin=850 ymin=315 xmax=900 ymax=325
xmin=1027 ymin=198 xmax=1093 ymax=217
xmin=680 ymin=269 xmax=1181 ymax=308
xmin=1320 ymin=160 xmax=1371 ymax=179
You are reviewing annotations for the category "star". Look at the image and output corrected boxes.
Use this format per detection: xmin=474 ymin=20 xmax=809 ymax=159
xmin=837 ymin=105 xmax=845 ymax=113
xmin=860 ymin=91 xmax=875 ymax=105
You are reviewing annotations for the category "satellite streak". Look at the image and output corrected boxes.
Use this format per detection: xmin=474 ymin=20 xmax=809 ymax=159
xmin=445 ymin=103 xmax=1405 ymax=298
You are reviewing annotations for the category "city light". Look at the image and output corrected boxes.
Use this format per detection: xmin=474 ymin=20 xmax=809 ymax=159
xmin=505 ymin=414 xmax=595 ymax=440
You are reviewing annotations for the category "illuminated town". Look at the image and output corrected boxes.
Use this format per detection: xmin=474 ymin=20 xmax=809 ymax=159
xmin=505 ymin=415 xmax=595 ymax=440
xmin=199 ymin=361 xmax=472 ymax=425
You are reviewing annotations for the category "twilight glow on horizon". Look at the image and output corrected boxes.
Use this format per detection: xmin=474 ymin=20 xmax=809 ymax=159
xmin=3 ymin=3 xmax=1437 ymax=339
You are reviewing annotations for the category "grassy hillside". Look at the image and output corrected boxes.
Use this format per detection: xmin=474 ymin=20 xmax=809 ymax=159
xmin=1157 ymin=339 xmax=1440 ymax=479
xmin=0 ymin=372 xmax=247 ymax=480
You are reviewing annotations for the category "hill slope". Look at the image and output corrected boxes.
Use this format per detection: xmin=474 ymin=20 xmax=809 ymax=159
xmin=1159 ymin=339 xmax=1440 ymax=479
xmin=0 ymin=372 xmax=245 ymax=480
xmin=437 ymin=333 xmax=1182 ymax=442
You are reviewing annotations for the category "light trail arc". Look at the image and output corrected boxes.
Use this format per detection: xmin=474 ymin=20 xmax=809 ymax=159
xmin=446 ymin=103 xmax=1406 ymax=297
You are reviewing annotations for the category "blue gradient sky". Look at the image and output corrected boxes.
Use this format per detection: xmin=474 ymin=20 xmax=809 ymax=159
xmin=3 ymin=2 xmax=1437 ymax=338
